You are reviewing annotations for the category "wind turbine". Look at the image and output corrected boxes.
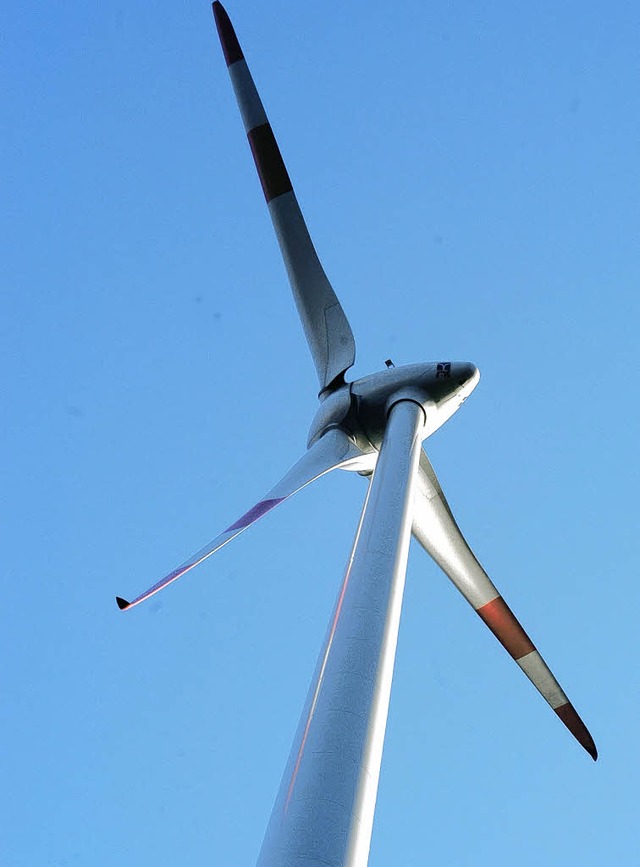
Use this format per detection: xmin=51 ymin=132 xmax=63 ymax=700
xmin=117 ymin=3 xmax=597 ymax=864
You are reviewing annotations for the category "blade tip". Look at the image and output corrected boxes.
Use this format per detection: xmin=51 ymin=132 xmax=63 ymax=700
xmin=115 ymin=596 xmax=131 ymax=611
xmin=554 ymin=701 xmax=597 ymax=761
xmin=212 ymin=1 xmax=244 ymax=66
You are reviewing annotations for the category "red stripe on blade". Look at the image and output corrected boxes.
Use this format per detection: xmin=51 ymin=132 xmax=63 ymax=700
xmin=212 ymin=2 xmax=244 ymax=67
xmin=247 ymin=124 xmax=293 ymax=202
xmin=555 ymin=702 xmax=598 ymax=760
xmin=476 ymin=596 xmax=535 ymax=660
xmin=225 ymin=497 xmax=285 ymax=532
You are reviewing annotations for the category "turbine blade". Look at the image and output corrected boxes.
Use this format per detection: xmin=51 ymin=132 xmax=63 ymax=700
xmin=212 ymin=2 xmax=356 ymax=394
xmin=411 ymin=449 xmax=597 ymax=760
xmin=116 ymin=429 xmax=365 ymax=612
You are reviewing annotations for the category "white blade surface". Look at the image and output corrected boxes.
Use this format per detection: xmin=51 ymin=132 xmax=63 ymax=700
xmin=116 ymin=429 xmax=365 ymax=612
xmin=213 ymin=2 xmax=356 ymax=393
xmin=412 ymin=448 xmax=597 ymax=759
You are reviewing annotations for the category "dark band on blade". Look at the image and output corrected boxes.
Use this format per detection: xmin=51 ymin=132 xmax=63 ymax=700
xmin=225 ymin=497 xmax=285 ymax=532
xmin=476 ymin=596 xmax=535 ymax=660
xmin=555 ymin=702 xmax=598 ymax=760
xmin=212 ymin=2 xmax=244 ymax=66
xmin=248 ymin=124 xmax=293 ymax=202
xmin=116 ymin=596 xmax=131 ymax=610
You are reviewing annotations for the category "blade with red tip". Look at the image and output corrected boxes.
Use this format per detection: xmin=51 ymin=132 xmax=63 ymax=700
xmin=116 ymin=429 xmax=366 ymax=611
xmin=212 ymin=2 xmax=356 ymax=394
xmin=412 ymin=449 xmax=597 ymax=760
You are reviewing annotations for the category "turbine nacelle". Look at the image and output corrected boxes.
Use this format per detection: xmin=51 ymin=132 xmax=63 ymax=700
xmin=308 ymin=361 xmax=480 ymax=450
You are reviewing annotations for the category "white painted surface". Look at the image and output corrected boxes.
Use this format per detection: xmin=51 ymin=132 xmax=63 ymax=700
xmin=257 ymin=400 xmax=425 ymax=867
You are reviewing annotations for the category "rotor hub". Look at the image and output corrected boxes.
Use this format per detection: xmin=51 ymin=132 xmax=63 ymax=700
xmin=308 ymin=361 xmax=479 ymax=450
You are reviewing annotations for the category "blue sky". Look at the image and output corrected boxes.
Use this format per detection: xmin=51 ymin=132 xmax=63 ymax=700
xmin=3 ymin=2 xmax=639 ymax=864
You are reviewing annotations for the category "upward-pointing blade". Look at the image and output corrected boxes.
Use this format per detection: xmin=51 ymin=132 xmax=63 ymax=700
xmin=212 ymin=2 xmax=356 ymax=394
xmin=412 ymin=449 xmax=597 ymax=760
